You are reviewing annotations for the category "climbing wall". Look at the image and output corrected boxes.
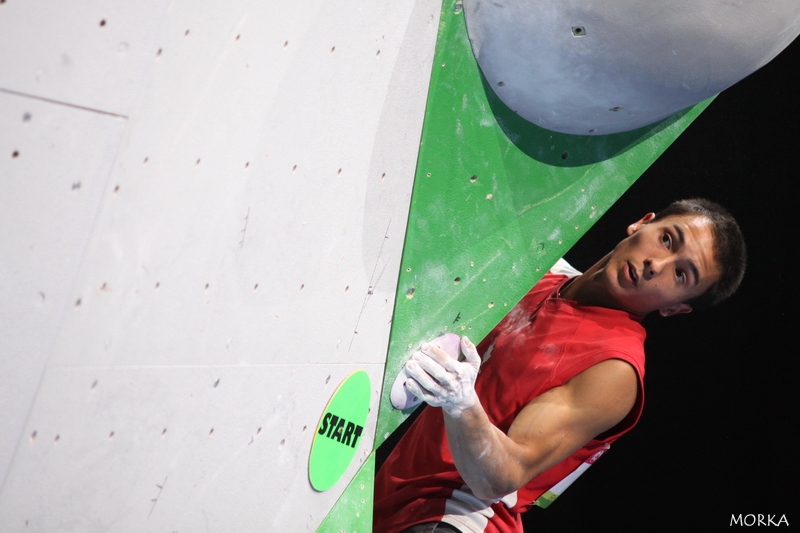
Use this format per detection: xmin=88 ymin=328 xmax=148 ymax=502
xmin=0 ymin=1 xmax=440 ymax=531
xmin=3 ymin=1 xmax=788 ymax=532
xmin=373 ymin=1 xmax=712 ymax=447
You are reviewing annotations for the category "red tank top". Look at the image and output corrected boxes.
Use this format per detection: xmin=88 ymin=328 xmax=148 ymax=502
xmin=375 ymin=271 xmax=646 ymax=533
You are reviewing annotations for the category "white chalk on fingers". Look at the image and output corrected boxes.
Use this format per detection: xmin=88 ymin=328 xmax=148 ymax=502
xmin=390 ymin=333 xmax=462 ymax=410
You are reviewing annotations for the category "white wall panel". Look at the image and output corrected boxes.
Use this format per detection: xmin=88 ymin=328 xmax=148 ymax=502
xmin=0 ymin=93 xmax=125 ymax=488
xmin=0 ymin=364 xmax=381 ymax=531
xmin=1 ymin=0 xmax=440 ymax=529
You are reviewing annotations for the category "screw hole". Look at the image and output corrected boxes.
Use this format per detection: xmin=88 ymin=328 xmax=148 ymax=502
xmin=572 ymin=26 xmax=586 ymax=37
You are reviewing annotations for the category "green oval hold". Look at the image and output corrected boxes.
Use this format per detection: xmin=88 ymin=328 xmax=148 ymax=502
xmin=309 ymin=370 xmax=371 ymax=491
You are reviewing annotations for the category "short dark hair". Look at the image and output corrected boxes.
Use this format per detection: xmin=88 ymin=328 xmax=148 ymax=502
xmin=652 ymin=198 xmax=746 ymax=309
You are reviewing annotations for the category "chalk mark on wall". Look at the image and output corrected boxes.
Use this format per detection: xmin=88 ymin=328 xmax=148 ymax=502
xmin=349 ymin=219 xmax=392 ymax=351
xmin=148 ymin=476 xmax=168 ymax=517
xmin=239 ymin=207 xmax=251 ymax=248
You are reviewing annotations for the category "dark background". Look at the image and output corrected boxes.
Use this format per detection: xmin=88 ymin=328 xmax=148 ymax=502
xmin=527 ymin=37 xmax=798 ymax=530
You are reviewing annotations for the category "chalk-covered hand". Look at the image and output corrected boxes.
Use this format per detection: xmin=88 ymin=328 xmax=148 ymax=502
xmin=404 ymin=336 xmax=481 ymax=418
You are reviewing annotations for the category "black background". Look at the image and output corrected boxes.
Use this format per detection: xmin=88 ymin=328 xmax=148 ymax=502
xmin=524 ymin=35 xmax=798 ymax=531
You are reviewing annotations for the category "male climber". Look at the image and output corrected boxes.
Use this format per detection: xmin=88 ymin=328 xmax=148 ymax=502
xmin=374 ymin=199 xmax=746 ymax=533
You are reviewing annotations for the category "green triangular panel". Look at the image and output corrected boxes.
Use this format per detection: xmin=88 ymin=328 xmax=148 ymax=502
xmin=315 ymin=452 xmax=375 ymax=533
xmin=374 ymin=2 xmax=712 ymax=445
